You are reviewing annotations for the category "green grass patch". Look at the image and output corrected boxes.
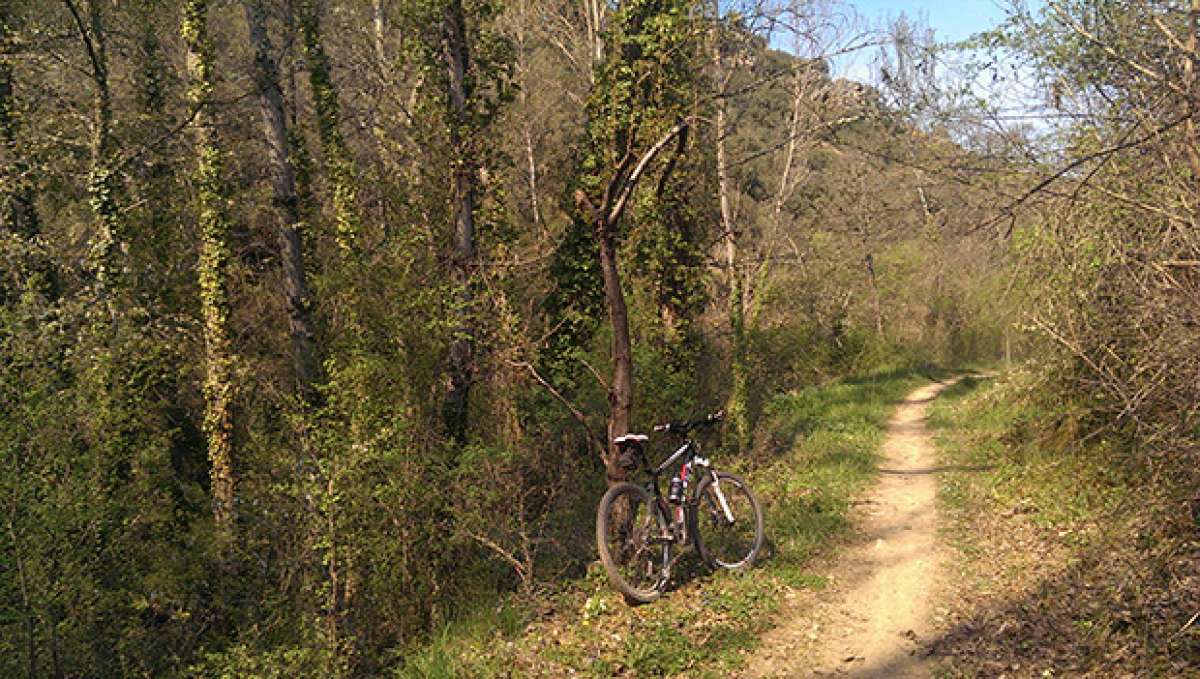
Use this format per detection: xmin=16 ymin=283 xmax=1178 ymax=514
xmin=928 ymin=370 xmax=1135 ymax=530
xmin=392 ymin=366 xmax=952 ymax=677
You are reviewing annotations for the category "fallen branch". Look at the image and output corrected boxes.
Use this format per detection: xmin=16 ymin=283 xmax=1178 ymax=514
xmin=465 ymin=531 xmax=527 ymax=584
xmin=1171 ymin=610 xmax=1199 ymax=640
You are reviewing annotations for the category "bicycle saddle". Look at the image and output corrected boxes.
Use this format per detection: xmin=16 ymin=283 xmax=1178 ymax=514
xmin=613 ymin=433 xmax=648 ymax=470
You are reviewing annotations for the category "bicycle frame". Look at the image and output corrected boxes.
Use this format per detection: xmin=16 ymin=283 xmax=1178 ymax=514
xmin=636 ymin=438 xmax=735 ymax=548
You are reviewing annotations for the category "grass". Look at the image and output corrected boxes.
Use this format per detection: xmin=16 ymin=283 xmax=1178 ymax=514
xmin=925 ymin=368 xmax=1198 ymax=676
xmin=393 ymin=365 xmax=953 ymax=678
xmin=927 ymin=371 xmax=1133 ymax=531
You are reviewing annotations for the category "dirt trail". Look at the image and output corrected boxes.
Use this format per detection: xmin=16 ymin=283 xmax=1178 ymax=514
xmin=743 ymin=379 xmax=958 ymax=678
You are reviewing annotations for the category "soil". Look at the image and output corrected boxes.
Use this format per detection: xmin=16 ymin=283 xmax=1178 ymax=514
xmin=741 ymin=379 xmax=958 ymax=678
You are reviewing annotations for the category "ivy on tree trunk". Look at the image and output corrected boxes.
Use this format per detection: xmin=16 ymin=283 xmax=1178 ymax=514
xmin=297 ymin=0 xmax=358 ymax=252
xmin=182 ymin=0 xmax=237 ymax=554
xmin=570 ymin=0 xmax=699 ymax=482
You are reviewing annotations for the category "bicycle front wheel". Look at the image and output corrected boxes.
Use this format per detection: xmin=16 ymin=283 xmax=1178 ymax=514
xmin=691 ymin=471 xmax=764 ymax=571
xmin=596 ymin=482 xmax=671 ymax=603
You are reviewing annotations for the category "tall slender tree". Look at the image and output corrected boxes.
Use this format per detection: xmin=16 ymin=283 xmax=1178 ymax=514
xmin=131 ymin=0 xmax=176 ymax=289
xmin=182 ymin=0 xmax=237 ymax=551
xmin=441 ymin=0 xmax=478 ymax=442
xmin=64 ymin=0 xmax=123 ymax=298
xmin=297 ymin=0 xmax=358 ymax=252
xmin=708 ymin=4 xmax=749 ymax=449
xmin=571 ymin=0 xmax=697 ymax=482
xmin=243 ymin=0 xmax=319 ymax=398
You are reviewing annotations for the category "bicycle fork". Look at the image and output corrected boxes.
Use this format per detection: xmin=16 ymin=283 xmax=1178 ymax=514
xmin=667 ymin=468 xmax=739 ymax=542
xmin=694 ymin=456 xmax=736 ymax=526
xmin=708 ymin=472 xmax=737 ymax=525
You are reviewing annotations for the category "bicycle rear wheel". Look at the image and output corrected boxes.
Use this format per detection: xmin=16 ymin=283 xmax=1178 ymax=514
xmin=692 ymin=471 xmax=764 ymax=571
xmin=596 ymin=482 xmax=671 ymax=603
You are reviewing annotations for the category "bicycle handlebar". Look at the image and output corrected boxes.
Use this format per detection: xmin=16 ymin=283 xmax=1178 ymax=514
xmin=652 ymin=410 xmax=724 ymax=435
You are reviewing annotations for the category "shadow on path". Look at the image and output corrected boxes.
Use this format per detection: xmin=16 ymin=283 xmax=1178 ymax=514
xmin=826 ymin=533 xmax=1200 ymax=677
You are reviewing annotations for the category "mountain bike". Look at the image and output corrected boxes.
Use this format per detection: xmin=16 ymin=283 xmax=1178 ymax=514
xmin=595 ymin=411 xmax=765 ymax=603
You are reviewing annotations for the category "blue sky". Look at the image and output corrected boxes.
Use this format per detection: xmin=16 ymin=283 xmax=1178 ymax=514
xmin=848 ymin=0 xmax=1011 ymax=43
xmin=832 ymin=0 xmax=1019 ymax=82
xmin=828 ymin=0 xmax=1054 ymax=133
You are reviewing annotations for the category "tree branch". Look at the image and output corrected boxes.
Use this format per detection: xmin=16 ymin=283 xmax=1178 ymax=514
xmin=1048 ymin=1 xmax=1189 ymax=100
xmin=608 ymin=119 xmax=689 ymax=225
xmin=654 ymin=122 xmax=689 ymax=198
xmin=507 ymin=360 xmax=605 ymax=450
xmin=62 ymin=0 xmax=104 ymax=85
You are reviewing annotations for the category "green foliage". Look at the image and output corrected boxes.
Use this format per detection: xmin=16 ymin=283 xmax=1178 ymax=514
xmin=187 ymin=639 xmax=339 ymax=679
xmin=545 ymin=0 xmax=704 ymax=389
xmin=630 ymin=150 xmax=712 ymax=376
xmin=182 ymin=0 xmax=238 ymax=551
xmin=0 ymin=252 xmax=211 ymax=678
xmin=541 ymin=211 xmax=604 ymax=387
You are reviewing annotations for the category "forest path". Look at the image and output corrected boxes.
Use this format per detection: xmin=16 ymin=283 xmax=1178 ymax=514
xmin=742 ymin=378 xmax=959 ymax=678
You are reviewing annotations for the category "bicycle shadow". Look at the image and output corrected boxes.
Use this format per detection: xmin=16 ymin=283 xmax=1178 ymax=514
xmin=658 ymin=552 xmax=735 ymax=600
xmin=653 ymin=536 xmax=780 ymax=602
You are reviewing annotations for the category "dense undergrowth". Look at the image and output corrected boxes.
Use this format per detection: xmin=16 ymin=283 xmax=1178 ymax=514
xmin=393 ymin=365 xmax=951 ymax=678
xmin=928 ymin=369 xmax=1199 ymax=677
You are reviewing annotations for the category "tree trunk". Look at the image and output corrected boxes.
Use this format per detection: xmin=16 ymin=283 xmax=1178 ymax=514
xmin=182 ymin=0 xmax=237 ymax=554
xmin=511 ymin=5 xmax=542 ymax=233
xmin=594 ymin=218 xmax=633 ymax=483
xmin=582 ymin=0 xmax=604 ymax=78
xmin=297 ymin=0 xmax=358 ymax=252
xmin=65 ymin=0 xmax=123 ymax=299
xmin=372 ymin=0 xmax=387 ymax=67
xmin=712 ymin=20 xmax=749 ymax=451
xmin=134 ymin=0 xmax=173 ymax=276
xmin=84 ymin=0 xmax=116 ymax=286
xmin=441 ymin=0 xmax=477 ymax=443
xmin=243 ymin=0 xmax=320 ymax=399
xmin=296 ymin=1 xmax=360 ymax=654
xmin=282 ymin=0 xmax=315 ymax=212
xmin=864 ymin=252 xmax=884 ymax=340
xmin=857 ymin=180 xmax=884 ymax=341
xmin=772 ymin=61 xmax=806 ymax=227
xmin=522 ymin=117 xmax=542 ymax=232
xmin=572 ymin=121 xmax=687 ymax=482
